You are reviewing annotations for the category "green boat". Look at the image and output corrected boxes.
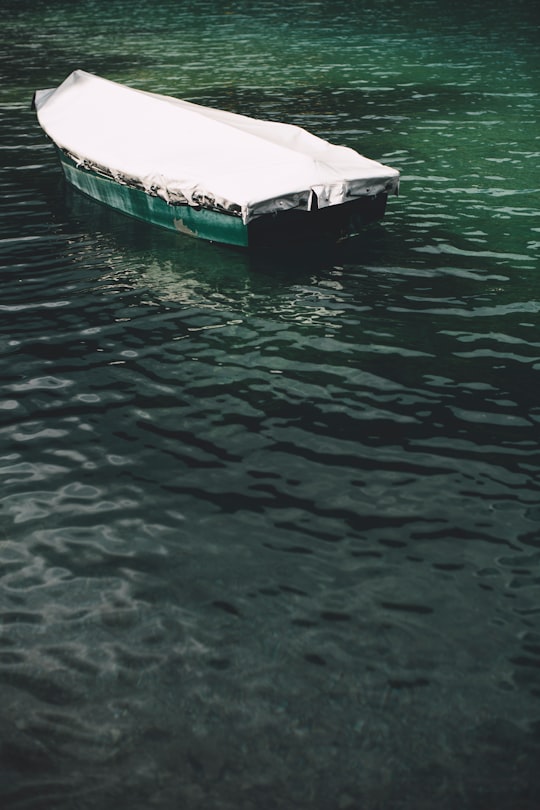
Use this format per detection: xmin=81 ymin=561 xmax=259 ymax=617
xmin=34 ymin=71 xmax=400 ymax=248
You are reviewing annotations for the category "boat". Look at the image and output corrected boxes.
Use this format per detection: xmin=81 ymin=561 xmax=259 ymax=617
xmin=33 ymin=70 xmax=400 ymax=248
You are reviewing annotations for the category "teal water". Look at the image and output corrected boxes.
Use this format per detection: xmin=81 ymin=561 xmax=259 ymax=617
xmin=1 ymin=1 xmax=540 ymax=808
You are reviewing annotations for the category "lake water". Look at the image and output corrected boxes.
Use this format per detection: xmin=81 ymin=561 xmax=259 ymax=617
xmin=1 ymin=1 xmax=539 ymax=808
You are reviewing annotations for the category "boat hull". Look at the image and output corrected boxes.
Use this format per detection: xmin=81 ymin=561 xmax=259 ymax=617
xmin=58 ymin=149 xmax=388 ymax=248
xmin=57 ymin=149 xmax=249 ymax=246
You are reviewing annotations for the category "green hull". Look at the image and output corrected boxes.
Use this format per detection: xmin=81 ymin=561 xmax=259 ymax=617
xmin=58 ymin=150 xmax=249 ymax=247
xmin=58 ymin=150 xmax=387 ymax=248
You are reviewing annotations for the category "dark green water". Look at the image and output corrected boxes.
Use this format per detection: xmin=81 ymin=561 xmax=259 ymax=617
xmin=1 ymin=1 xmax=540 ymax=808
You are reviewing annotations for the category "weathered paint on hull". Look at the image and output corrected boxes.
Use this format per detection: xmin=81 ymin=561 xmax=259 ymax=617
xmin=58 ymin=150 xmax=249 ymax=247
xmin=57 ymin=150 xmax=388 ymax=248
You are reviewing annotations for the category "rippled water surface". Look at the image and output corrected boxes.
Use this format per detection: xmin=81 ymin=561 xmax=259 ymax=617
xmin=1 ymin=1 xmax=540 ymax=808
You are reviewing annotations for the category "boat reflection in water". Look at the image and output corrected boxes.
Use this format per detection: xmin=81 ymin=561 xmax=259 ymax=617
xmin=60 ymin=181 xmax=370 ymax=353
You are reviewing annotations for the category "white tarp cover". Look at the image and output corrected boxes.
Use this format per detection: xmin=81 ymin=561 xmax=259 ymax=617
xmin=34 ymin=70 xmax=400 ymax=224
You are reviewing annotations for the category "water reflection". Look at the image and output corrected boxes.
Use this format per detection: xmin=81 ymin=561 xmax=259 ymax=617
xmin=58 ymin=183 xmax=363 ymax=308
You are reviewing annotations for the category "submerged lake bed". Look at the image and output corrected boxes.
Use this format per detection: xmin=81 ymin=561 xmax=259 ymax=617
xmin=1 ymin=1 xmax=540 ymax=808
